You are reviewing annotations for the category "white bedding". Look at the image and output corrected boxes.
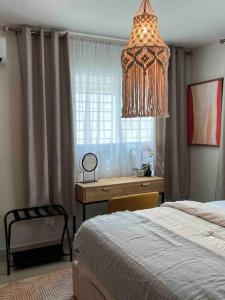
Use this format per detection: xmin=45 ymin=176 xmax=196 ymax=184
xmin=146 ymin=201 xmax=225 ymax=256
xmin=74 ymin=201 xmax=225 ymax=300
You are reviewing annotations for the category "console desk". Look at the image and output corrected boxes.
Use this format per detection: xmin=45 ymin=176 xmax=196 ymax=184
xmin=75 ymin=176 xmax=164 ymax=226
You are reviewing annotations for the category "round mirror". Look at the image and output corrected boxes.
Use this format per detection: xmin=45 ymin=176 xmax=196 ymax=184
xmin=81 ymin=153 xmax=98 ymax=173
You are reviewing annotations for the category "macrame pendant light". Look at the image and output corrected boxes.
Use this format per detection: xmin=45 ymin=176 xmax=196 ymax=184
xmin=121 ymin=0 xmax=170 ymax=118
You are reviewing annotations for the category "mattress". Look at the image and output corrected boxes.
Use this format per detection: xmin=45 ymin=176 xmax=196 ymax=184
xmin=74 ymin=201 xmax=225 ymax=300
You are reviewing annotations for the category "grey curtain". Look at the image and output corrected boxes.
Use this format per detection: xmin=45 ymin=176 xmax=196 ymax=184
xmin=156 ymin=47 xmax=190 ymax=201
xmin=17 ymin=27 xmax=75 ymax=214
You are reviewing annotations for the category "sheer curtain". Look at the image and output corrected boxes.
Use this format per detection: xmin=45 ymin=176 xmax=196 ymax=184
xmin=69 ymin=38 xmax=155 ymax=180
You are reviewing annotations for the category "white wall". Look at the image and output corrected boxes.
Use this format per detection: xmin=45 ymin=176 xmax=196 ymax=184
xmin=189 ymin=41 xmax=225 ymax=202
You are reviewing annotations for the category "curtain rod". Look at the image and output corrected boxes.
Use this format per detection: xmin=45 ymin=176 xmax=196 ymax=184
xmin=2 ymin=25 xmax=127 ymax=44
xmin=2 ymin=25 xmax=192 ymax=53
xmin=3 ymin=25 xmax=67 ymax=37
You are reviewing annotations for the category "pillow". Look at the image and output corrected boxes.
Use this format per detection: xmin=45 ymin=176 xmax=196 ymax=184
xmin=207 ymin=201 xmax=225 ymax=208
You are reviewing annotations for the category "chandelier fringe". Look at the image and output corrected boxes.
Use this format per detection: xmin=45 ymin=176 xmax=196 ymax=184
xmin=122 ymin=47 xmax=170 ymax=118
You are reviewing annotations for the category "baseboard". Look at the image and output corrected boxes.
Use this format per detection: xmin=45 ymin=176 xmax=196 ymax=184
xmin=0 ymin=239 xmax=63 ymax=253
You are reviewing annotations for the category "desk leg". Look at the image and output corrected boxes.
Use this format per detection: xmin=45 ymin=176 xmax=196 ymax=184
xmin=73 ymin=216 xmax=76 ymax=236
xmin=161 ymin=192 xmax=165 ymax=204
xmin=82 ymin=203 xmax=86 ymax=222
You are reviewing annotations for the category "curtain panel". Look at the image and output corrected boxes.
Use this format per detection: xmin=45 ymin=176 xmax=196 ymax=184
xmin=156 ymin=47 xmax=190 ymax=201
xmin=17 ymin=27 xmax=75 ymax=214
xmin=69 ymin=38 xmax=156 ymax=180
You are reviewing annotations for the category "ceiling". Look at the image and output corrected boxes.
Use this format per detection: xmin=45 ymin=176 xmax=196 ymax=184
xmin=0 ymin=0 xmax=225 ymax=48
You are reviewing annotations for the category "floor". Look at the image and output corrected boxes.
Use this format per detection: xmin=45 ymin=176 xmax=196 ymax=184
xmin=0 ymin=250 xmax=72 ymax=285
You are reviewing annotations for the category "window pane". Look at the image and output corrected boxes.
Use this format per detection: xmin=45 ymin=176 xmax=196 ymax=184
xmin=70 ymin=40 xmax=154 ymax=147
xmin=72 ymin=74 xmax=154 ymax=145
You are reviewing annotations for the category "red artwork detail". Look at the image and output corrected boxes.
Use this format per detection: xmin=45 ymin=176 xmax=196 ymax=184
xmin=216 ymin=80 xmax=222 ymax=146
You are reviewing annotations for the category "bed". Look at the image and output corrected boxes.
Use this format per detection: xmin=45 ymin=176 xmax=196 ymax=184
xmin=73 ymin=201 xmax=225 ymax=300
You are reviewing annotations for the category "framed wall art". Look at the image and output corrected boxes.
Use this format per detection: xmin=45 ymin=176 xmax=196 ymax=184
xmin=188 ymin=78 xmax=223 ymax=146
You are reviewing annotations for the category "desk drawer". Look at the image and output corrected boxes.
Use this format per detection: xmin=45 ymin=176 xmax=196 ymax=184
xmin=86 ymin=187 xmax=125 ymax=202
xmin=125 ymin=181 xmax=163 ymax=195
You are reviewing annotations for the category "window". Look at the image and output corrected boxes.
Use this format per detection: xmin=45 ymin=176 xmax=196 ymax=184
xmin=70 ymin=38 xmax=155 ymax=179
xmin=74 ymin=74 xmax=117 ymax=145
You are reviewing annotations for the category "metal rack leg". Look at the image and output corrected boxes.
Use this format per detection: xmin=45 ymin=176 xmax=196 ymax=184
xmin=5 ymin=234 xmax=10 ymax=275
xmin=65 ymin=216 xmax=73 ymax=262
xmin=6 ymin=225 xmax=12 ymax=276
xmin=4 ymin=220 xmax=10 ymax=275
xmin=61 ymin=215 xmax=73 ymax=261
xmin=61 ymin=221 xmax=66 ymax=245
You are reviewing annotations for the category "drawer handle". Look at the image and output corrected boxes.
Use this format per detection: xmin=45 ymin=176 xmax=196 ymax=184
xmin=102 ymin=188 xmax=111 ymax=192
xmin=141 ymin=183 xmax=151 ymax=187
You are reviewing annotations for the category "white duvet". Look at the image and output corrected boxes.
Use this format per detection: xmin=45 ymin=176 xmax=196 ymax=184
xmin=74 ymin=201 xmax=225 ymax=300
xmin=143 ymin=200 xmax=225 ymax=256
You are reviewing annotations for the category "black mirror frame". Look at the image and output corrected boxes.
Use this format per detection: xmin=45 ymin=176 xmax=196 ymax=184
xmin=81 ymin=153 xmax=98 ymax=173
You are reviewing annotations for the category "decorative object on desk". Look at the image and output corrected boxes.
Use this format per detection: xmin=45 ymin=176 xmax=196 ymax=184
xmin=142 ymin=164 xmax=152 ymax=177
xmin=135 ymin=168 xmax=145 ymax=177
xmin=188 ymin=78 xmax=223 ymax=146
xmin=141 ymin=144 xmax=154 ymax=163
xmin=80 ymin=153 xmax=98 ymax=183
xmin=141 ymin=144 xmax=155 ymax=176
xmin=121 ymin=0 xmax=170 ymax=118
xmin=133 ymin=165 xmax=151 ymax=177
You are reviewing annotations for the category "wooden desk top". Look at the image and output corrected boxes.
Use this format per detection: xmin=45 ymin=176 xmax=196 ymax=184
xmin=76 ymin=176 xmax=164 ymax=189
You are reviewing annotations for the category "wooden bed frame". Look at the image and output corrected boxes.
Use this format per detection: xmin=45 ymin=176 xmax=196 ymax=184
xmin=72 ymin=260 xmax=114 ymax=300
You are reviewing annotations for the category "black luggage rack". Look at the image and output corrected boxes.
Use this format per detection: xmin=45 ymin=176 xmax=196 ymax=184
xmin=4 ymin=204 xmax=72 ymax=275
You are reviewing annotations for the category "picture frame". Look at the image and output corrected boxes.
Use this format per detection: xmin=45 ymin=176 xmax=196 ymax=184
xmin=188 ymin=78 xmax=223 ymax=146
